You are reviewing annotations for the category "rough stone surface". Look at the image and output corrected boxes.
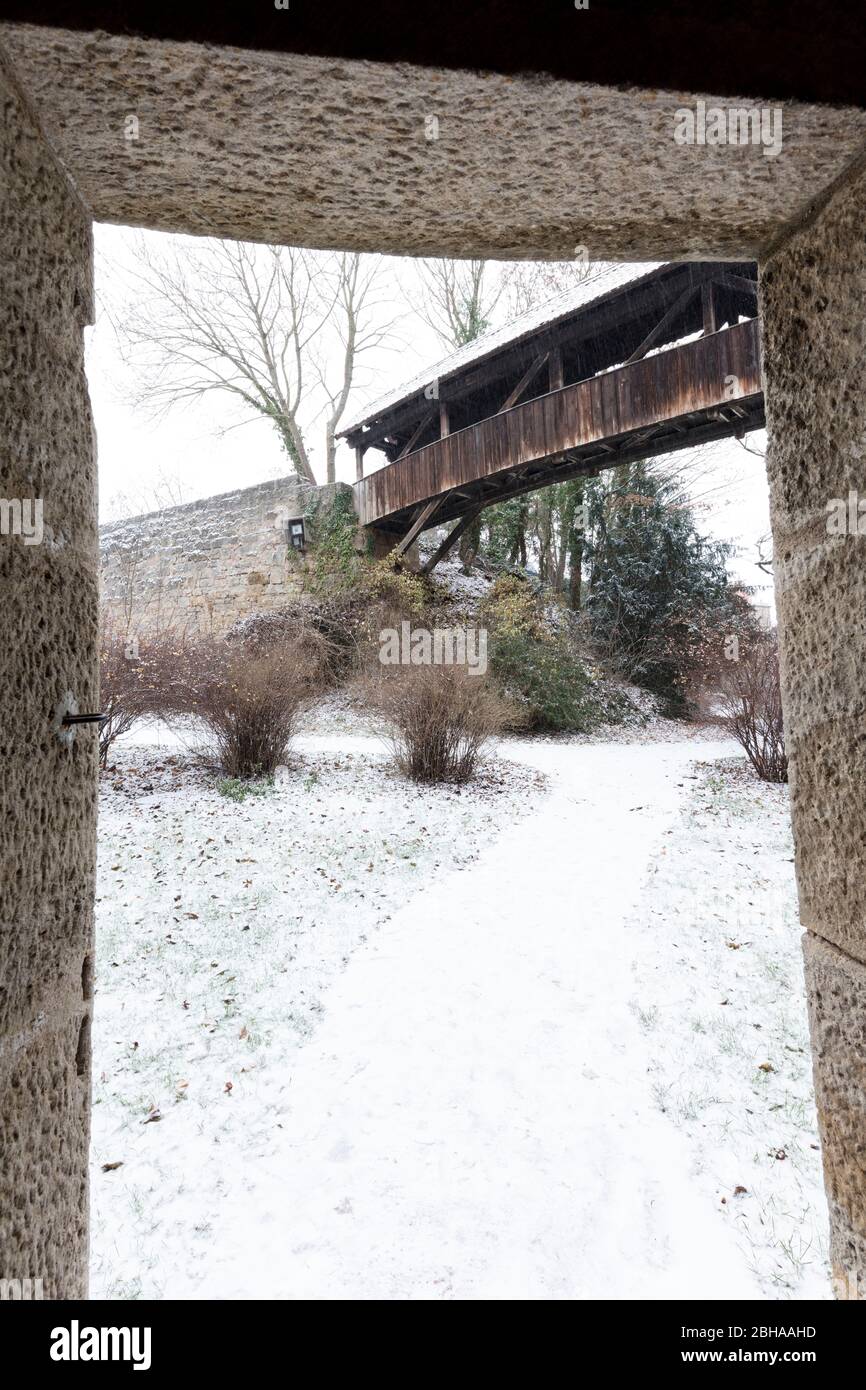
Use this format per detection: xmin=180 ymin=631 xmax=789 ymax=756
xmin=0 ymin=51 xmax=97 ymax=1298
xmin=100 ymin=477 xmax=315 ymax=638
xmin=761 ymin=157 xmax=866 ymax=1298
xmin=804 ymin=934 xmax=866 ymax=1297
xmin=760 ymin=162 xmax=866 ymax=966
xmin=3 ymin=25 xmax=866 ymax=262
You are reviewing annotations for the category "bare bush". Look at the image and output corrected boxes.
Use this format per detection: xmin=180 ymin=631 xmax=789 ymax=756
xmin=163 ymin=635 xmax=327 ymax=778
xmin=100 ymin=626 xmax=141 ymax=766
xmin=717 ymin=634 xmax=787 ymax=783
xmin=98 ymin=623 xmax=185 ymax=767
xmin=227 ymin=596 xmax=361 ymax=678
xmin=365 ymin=662 xmax=519 ymax=784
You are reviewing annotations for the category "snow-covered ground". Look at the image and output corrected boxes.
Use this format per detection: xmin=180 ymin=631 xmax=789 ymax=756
xmin=623 ymin=759 xmax=829 ymax=1298
xmin=91 ymin=735 xmax=543 ymax=1298
xmin=91 ymin=725 xmax=828 ymax=1300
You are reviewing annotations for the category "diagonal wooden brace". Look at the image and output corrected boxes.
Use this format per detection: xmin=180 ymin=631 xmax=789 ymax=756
xmin=420 ymin=504 xmax=484 ymax=575
xmin=392 ymin=493 xmax=448 ymax=559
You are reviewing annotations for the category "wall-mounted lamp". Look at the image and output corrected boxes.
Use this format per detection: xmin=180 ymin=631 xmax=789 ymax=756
xmin=287 ymin=518 xmax=306 ymax=552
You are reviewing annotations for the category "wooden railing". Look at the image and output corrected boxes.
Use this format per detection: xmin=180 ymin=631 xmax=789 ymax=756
xmin=354 ymin=318 xmax=763 ymax=528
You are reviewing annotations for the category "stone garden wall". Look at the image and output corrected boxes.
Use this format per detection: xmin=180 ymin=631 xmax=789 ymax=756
xmin=99 ymin=477 xmax=352 ymax=637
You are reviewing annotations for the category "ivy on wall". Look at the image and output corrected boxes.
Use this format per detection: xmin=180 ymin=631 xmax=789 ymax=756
xmin=303 ymin=487 xmax=364 ymax=595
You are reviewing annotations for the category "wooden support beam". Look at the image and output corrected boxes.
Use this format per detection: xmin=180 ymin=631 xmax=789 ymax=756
xmin=396 ymin=411 xmax=435 ymax=459
xmin=709 ymin=271 xmax=759 ymax=300
xmin=354 ymin=444 xmax=366 ymax=481
xmin=623 ymin=284 xmax=699 ymax=365
xmin=439 ymin=401 xmax=450 ymax=437
xmin=549 ymin=345 xmax=564 ymax=391
xmin=498 ymin=352 xmax=549 ymax=412
xmin=421 ymin=506 xmax=484 ymax=575
xmin=701 ymin=282 xmax=717 ymax=336
xmin=391 ymin=494 xmax=447 ymax=558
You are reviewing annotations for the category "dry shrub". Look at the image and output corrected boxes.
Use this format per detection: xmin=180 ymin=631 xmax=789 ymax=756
xmin=717 ymin=633 xmax=787 ymax=783
xmin=364 ymin=554 xmax=429 ymax=617
xmin=98 ymin=622 xmax=186 ymax=767
xmin=99 ymin=625 xmax=144 ymax=766
xmin=161 ymin=635 xmax=328 ymax=778
xmin=365 ymin=662 xmax=519 ymax=784
xmin=227 ymin=589 xmax=406 ymax=679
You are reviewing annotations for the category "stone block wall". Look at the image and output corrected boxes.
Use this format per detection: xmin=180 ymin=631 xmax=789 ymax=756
xmin=760 ymin=157 xmax=866 ymax=1297
xmin=99 ymin=477 xmax=352 ymax=637
xmin=0 ymin=51 xmax=98 ymax=1299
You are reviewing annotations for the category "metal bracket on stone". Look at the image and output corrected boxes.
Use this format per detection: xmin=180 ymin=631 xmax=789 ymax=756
xmin=52 ymin=692 xmax=107 ymax=747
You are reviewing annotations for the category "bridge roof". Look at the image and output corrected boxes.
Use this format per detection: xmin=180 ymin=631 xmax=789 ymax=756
xmin=340 ymin=262 xmax=663 ymax=438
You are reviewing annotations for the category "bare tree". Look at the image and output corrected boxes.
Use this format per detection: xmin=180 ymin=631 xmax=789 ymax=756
xmin=314 ymin=253 xmax=401 ymax=483
xmin=410 ymin=259 xmax=507 ymax=349
xmin=103 ymin=466 xmax=194 ymax=524
xmin=754 ymin=532 xmax=775 ymax=576
xmin=503 ymin=258 xmax=611 ymax=319
xmin=411 ymin=256 xmax=608 ymax=353
xmin=112 ymin=237 xmax=398 ymax=485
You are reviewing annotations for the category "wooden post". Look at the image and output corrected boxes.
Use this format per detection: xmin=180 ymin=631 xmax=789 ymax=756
xmin=701 ymin=281 xmax=717 ymax=336
xmin=355 ymin=444 xmax=366 ymax=481
xmin=439 ymin=401 xmax=450 ymax=437
xmin=549 ymin=345 xmax=564 ymax=391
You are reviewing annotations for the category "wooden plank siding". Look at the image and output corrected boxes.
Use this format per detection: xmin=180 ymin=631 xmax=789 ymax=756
xmin=354 ymin=318 xmax=763 ymax=529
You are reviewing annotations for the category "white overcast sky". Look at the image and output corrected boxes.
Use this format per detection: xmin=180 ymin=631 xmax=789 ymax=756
xmin=86 ymin=223 xmax=774 ymax=611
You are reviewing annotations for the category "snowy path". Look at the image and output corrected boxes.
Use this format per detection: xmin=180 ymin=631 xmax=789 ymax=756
xmin=193 ymin=737 xmax=761 ymax=1300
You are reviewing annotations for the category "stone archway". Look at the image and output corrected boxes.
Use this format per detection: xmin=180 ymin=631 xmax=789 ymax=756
xmin=2 ymin=16 xmax=866 ymax=1297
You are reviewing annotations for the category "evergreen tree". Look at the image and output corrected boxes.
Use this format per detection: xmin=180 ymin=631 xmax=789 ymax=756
xmin=583 ymin=463 xmax=740 ymax=714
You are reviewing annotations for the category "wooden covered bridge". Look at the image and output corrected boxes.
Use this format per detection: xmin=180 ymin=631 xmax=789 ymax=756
xmin=341 ymin=262 xmax=764 ymax=571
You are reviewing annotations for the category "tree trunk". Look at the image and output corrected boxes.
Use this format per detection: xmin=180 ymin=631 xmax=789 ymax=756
xmin=279 ymin=418 xmax=316 ymax=485
xmin=325 ymin=424 xmax=336 ymax=485
xmin=568 ymin=531 xmax=583 ymax=608
xmin=458 ymin=515 xmax=482 ymax=569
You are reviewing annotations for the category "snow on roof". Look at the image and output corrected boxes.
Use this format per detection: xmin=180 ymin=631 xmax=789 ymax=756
xmin=340 ymin=261 xmax=665 ymax=436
